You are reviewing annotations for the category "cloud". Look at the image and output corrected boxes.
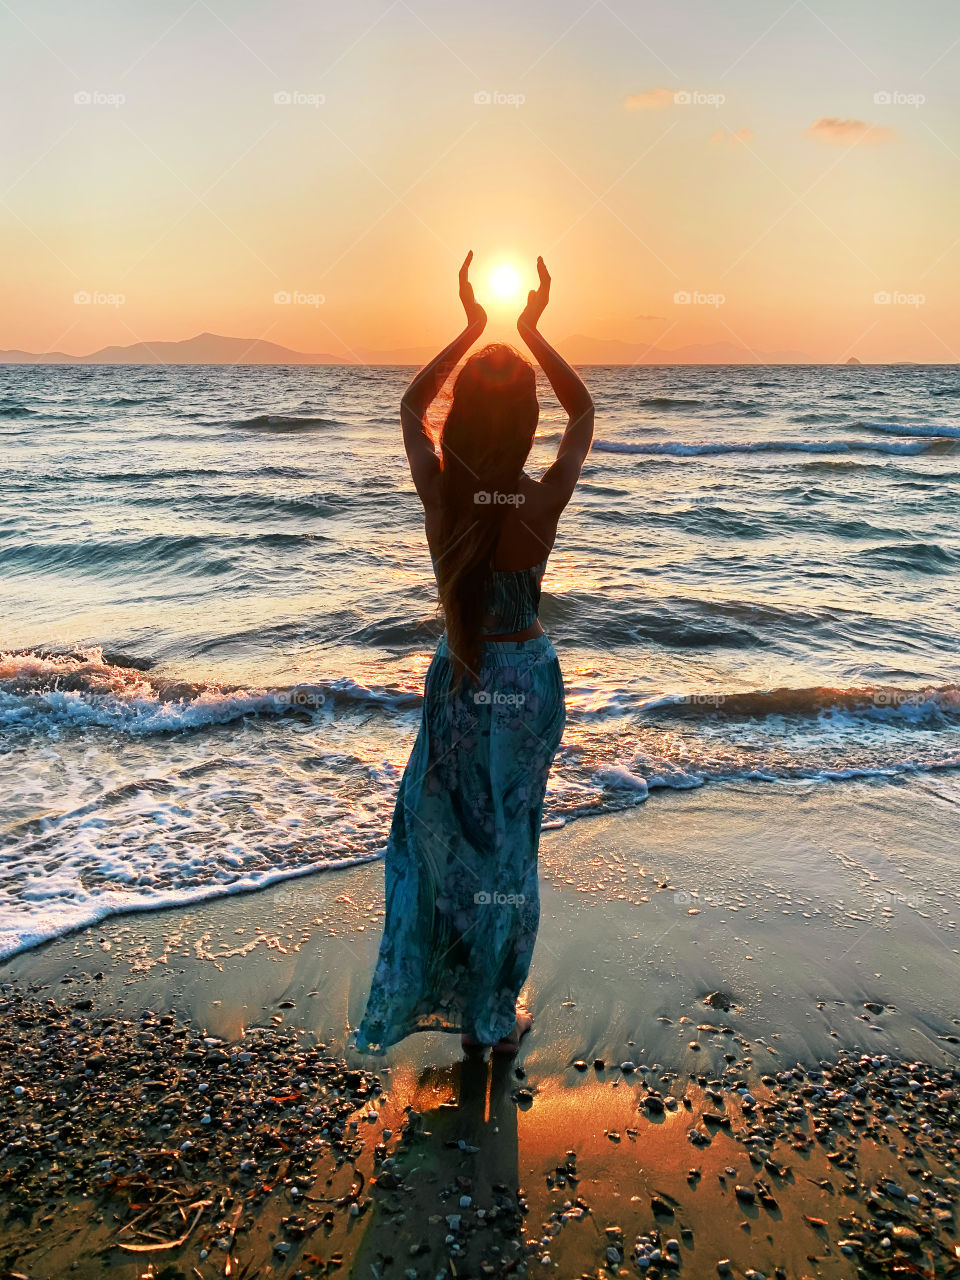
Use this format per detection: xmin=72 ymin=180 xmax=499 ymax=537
xmin=634 ymin=314 xmax=666 ymax=322
xmin=710 ymin=127 xmax=754 ymax=146
xmin=805 ymin=117 xmax=896 ymax=145
xmin=624 ymin=87 xmax=676 ymax=111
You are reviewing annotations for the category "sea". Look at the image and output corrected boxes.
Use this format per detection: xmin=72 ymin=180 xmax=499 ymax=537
xmin=1 ymin=361 xmax=959 ymax=958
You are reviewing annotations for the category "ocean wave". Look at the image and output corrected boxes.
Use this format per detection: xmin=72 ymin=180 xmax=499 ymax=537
xmin=231 ymin=414 xmax=343 ymax=432
xmin=601 ymin=753 xmax=960 ymax=801
xmin=636 ymin=397 xmax=702 ymax=409
xmin=128 ymin=490 xmax=348 ymax=519
xmin=857 ymin=420 xmax=960 ymax=439
xmin=856 ymin=541 xmax=958 ymax=573
xmin=639 ymin=683 xmax=960 ymax=725
xmin=592 ymin=438 xmax=942 ymax=458
xmin=0 ymin=852 xmax=385 ymax=962
xmin=790 ymin=411 xmax=852 ymax=424
xmin=0 ymin=529 xmax=333 ymax=577
xmin=6 ymin=651 xmax=958 ymax=739
xmin=0 ymin=648 xmax=421 ymax=735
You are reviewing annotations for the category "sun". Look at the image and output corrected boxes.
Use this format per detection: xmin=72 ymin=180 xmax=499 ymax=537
xmin=488 ymin=262 xmax=521 ymax=304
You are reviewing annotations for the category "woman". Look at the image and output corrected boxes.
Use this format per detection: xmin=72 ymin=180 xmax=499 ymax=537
xmin=354 ymin=253 xmax=594 ymax=1056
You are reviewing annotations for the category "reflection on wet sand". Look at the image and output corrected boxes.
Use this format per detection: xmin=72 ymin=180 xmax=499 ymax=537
xmin=361 ymin=1052 xmax=527 ymax=1275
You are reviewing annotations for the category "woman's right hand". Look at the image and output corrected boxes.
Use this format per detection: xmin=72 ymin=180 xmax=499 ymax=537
xmin=518 ymin=256 xmax=550 ymax=331
xmin=459 ymin=251 xmax=487 ymax=331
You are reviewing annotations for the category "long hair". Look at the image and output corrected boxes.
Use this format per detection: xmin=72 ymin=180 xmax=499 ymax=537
xmin=434 ymin=344 xmax=539 ymax=686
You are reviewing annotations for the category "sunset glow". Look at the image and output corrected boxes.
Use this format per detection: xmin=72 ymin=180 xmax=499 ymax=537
xmin=488 ymin=263 xmax=522 ymax=306
xmin=1 ymin=3 xmax=958 ymax=363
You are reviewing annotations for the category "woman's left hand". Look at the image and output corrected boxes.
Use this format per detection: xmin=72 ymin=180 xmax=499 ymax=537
xmin=459 ymin=251 xmax=487 ymax=331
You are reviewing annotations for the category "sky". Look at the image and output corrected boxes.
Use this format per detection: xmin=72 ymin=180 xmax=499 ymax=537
xmin=1 ymin=0 xmax=959 ymax=362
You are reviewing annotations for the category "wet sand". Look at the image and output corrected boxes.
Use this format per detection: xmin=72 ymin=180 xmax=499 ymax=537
xmin=2 ymin=777 xmax=959 ymax=1277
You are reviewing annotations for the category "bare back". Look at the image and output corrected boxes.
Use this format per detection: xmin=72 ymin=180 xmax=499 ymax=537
xmin=422 ymin=471 xmax=560 ymax=573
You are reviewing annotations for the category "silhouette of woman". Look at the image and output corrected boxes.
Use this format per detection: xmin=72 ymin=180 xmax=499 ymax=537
xmin=355 ymin=253 xmax=594 ymax=1056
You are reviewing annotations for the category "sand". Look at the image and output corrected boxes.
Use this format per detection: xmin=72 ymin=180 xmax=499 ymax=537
xmin=2 ymin=777 xmax=959 ymax=1277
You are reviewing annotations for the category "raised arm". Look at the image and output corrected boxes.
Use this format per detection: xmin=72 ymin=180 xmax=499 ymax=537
xmin=400 ymin=251 xmax=486 ymax=505
xmin=517 ymin=257 xmax=594 ymax=508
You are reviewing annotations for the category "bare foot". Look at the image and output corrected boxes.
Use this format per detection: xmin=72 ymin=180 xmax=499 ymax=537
xmin=492 ymin=1011 xmax=532 ymax=1056
xmin=461 ymin=1011 xmax=533 ymax=1056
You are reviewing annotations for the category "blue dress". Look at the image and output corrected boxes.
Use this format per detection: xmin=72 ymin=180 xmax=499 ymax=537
xmin=354 ymin=560 xmax=565 ymax=1052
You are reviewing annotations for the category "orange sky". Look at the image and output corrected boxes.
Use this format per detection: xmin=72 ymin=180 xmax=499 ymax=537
xmin=2 ymin=1 xmax=959 ymax=362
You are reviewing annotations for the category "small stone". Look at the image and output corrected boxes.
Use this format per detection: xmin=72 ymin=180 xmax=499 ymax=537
xmin=891 ymin=1225 xmax=921 ymax=1251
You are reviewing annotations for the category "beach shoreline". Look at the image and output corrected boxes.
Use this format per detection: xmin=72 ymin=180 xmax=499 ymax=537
xmin=3 ymin=777 xmax=959 ymax=1277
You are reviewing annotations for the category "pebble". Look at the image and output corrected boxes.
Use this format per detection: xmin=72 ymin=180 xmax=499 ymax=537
xmin=5 ymin=987 xmax=960 ymax=1279
xmin=0 ymin=986 xmax=384 ymax=1264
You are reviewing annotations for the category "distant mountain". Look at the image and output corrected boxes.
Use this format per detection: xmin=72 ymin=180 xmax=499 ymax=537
xmin=844 ymin=356 xmax=863 ymax=365
xmin=0 ymin=329 xmax=812 ymax=366
xmin=0 ymin=332 xmax=342 ymax=365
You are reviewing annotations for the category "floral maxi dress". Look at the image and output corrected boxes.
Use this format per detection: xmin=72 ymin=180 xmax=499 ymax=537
xmin=354 ymin=631 xmax=565 ymax=1052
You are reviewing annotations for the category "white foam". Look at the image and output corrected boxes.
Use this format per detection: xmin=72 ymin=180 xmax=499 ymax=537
xmin=863 ymin=420 xmax=960 ymax=439
xmin=0 ymin=853 xmax=383 ymax=962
